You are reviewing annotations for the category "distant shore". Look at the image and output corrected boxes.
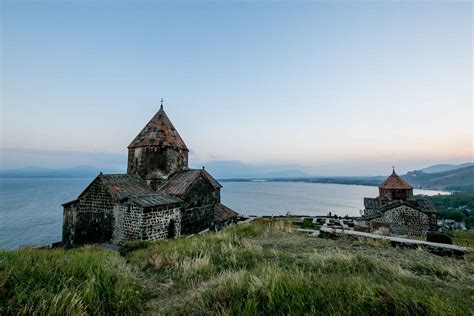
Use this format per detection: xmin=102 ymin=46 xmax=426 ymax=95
xmin=219 ymin=177 xmax=454 ymax=192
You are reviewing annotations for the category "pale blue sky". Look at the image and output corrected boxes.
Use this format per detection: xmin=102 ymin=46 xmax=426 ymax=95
xmin=1 ymin=1 xmax=472 ymax=175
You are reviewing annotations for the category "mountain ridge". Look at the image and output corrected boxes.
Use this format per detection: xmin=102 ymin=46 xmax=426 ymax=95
xmin=418 ymin=163 xmax=474 ymax=174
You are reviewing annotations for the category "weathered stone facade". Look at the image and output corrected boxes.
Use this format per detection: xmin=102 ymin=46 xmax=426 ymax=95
xmin=180 ymin=177 xmax=215 ymax=234
xmin=158 ymin=169 xmax=222 ymax=234
xmin=370 ymin=205 xmax=430 ymax=236
xmin=127 ymin=146 xmax=188 ymax=190
xmin=63 ymin=179 xmax=115 ymax=246
xmin=62 ymin=103 xmax=238 ymax=247
xmin=114 ymin=201 xmax=181 ymax=241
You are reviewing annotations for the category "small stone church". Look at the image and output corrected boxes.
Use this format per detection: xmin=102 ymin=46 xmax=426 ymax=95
xmin=62 ymin=103 xmax=238 ymax=247
xmin=361 ymin=169 xmax=437 ymax=236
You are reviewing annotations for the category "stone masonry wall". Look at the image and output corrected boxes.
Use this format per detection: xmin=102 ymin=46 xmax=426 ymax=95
xmin=115 ymin=201 xmax=181 ymax=241
xmin=127 ymin=146 xmax=188 ymax=184
xmin=114 ymin=203 xmax=142 ymax=241
xmin=63 ymin=178 xmax=116 ymax=246
xmin=371 ymin=205 xmax=430 ymax=236
xmin=62 ymin=202 xmax=78 ymax=247
xmin=180 ymin=177 xmax=216 ymax=234
xmin=181 ymin=205 xmax=214 ymax=235
xmin=141 ymin=205 xmax=181 ymax=240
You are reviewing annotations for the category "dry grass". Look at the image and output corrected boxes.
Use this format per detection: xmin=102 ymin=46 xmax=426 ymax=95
xmin=122 ymin=220 xmax=474 ymax=315
xmin=2 ymin=220 xmax=472 ymax=315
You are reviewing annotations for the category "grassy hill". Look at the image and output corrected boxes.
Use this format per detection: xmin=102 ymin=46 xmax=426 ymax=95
xmin=1 ymin=221 xmax=473 ymax=315
xmin=404 ymin=166 xmax=474 ymax=191
xmin=420 ymin=163 xmax=474 ymax=174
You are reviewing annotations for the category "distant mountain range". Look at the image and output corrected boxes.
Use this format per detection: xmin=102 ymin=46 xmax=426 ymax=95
xmin=188 ymin=160 xmax=313 ymax=179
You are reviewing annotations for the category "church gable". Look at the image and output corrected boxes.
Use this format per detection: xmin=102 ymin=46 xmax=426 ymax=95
xmin=65 ymin=178 xmax=116 ymax=246
xmin=185 ymin=175 xmax=216 ymax=208
xmin=158 ymin=169 xmax=220 ymax=197
xmin=76 ymin=174 xmax=154 ymax=202
xmin=158 ymin=169 xmax=222 ymax=235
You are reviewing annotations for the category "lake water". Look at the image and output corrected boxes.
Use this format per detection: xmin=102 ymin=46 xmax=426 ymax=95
xmin=0 ymin=178 xmax=447 ymax=249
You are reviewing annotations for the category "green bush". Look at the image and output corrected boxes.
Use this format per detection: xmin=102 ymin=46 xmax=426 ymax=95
xmin=294 ymin=218 xmax=320 ymax=230
xmin=438 ymin=209 xmax=465 ymax=221
xmin=465 ymin=216 xmax=474 ymax=229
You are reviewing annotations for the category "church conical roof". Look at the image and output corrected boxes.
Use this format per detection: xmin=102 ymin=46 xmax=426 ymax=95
xmin=128 ymin=105 xmax=188 ymax=150
xmin=378 ymin=169 xmax=413 ymax=190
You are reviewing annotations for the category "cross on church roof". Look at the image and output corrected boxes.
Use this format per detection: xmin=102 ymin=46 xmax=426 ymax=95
xmin=160 ymin=98 xmax=164 ymax=109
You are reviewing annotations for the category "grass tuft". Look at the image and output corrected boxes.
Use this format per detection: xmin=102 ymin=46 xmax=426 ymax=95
xmin=0 ymin=246 xmax=142 ymax=315
xmin=408 ymin=260 xmax=462 ymax=279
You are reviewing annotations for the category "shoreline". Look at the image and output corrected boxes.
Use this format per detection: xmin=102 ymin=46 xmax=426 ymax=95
xmin=219 ymin=178 xmax=454 ymax=193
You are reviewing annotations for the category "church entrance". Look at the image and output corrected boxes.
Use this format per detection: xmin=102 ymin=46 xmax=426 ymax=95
xmin=167 ymin=219 xmax=176 ymax=239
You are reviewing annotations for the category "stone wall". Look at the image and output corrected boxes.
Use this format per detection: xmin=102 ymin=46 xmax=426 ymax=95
xmin=114 ymin=203 xmax=142 ymax=241
xmin=62 ymin=179 xmax=116 ymax=246
xmin=141 ymin=205 xmax=181 ymax=240
xmin=180 ymin=177 xmax=217 ymax=234
xmin=181 ymin=205 xmax=214 ymax=235
xmin=429 ymin=213 xmax=437 ymax=231
xmin=371 ymin=205 xmax=430 ymax=236
xmin=115 ymin=201 xmax=181 ymax=241
xmin=379 ymin=188 xmax=413 ymax=201
xmin=127 ymin=146 xmax=188 ymax=187
xmin=62 ymin=202 xmax=78 ymax=247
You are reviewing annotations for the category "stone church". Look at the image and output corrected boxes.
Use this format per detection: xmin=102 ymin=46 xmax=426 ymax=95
xmin=62 ymin=103 xmax=238 ymax=247
xmin=361 ymin=169 xmax=437 ymax=236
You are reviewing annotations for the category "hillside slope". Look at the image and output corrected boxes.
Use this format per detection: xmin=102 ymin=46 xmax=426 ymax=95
xmin=2 ymin=221 xmax=473 ymax=315
xmin=420 ymin=163 xmax=474 ymax=174
xmin=404 ymin=166 xmax=474 ymax=191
